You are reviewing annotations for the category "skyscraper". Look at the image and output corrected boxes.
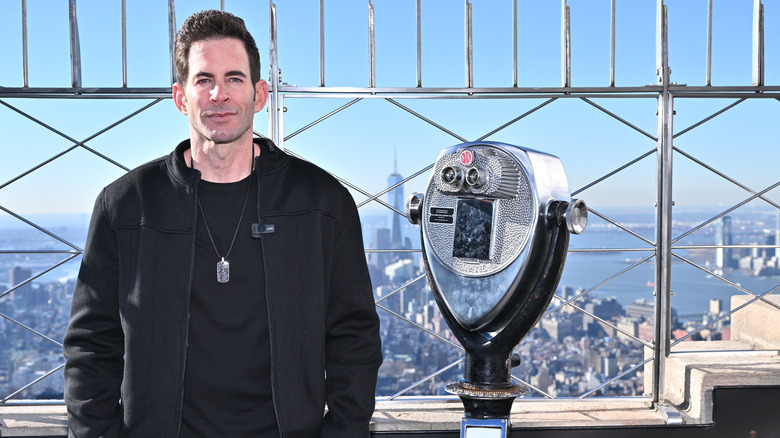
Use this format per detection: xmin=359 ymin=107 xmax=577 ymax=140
xmin=387 ymin=151 xmax=404 ymax=249
xmin=715 ymin=216 xmax=734 ymax=269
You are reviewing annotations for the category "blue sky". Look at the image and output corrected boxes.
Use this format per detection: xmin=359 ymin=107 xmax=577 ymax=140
xmin=0 ymin=0 xmax=778 ymax=218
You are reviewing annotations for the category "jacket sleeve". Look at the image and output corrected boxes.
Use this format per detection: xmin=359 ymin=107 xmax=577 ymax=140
xmin=321 ymin=196 xmax=383 ymax=438
xmin=63 ymin=189 xmax=124 ymax=438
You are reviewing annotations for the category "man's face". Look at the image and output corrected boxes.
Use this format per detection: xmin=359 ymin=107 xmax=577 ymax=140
xmin=173 ymin=37 xmax=268 ymax=146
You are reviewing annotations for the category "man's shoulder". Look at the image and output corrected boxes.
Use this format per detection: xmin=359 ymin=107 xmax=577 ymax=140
xmin=104 ymin=140 xmax=190 ymax=194
xmin=104 ymin=155 xmax=170 ymax=192
xmin=284 ymin=155 xmax=351 ymax=198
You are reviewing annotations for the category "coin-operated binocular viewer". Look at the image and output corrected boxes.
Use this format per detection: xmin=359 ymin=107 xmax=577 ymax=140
xmin=406 ymin=142 xmax=587 ymax=437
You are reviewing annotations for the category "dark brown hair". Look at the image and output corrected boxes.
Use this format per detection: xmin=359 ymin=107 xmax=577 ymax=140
xmin=174 ymin=10 xmax=261 ymax=86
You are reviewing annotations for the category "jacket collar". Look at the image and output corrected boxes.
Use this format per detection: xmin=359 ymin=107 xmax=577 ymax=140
xmin=166 ymin=136 xmax=287 ymax=187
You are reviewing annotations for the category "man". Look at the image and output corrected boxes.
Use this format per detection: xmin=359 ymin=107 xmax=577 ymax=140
xmin=64 ymin=10 xmax=382 ymax=438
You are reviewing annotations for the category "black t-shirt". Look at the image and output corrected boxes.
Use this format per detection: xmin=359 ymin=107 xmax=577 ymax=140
xmin=180 ymin=174 xmax=278 ymax=437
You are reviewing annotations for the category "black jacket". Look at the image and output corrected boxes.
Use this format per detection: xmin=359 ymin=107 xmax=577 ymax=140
xmin=63 ymin=138 xmax=382 ymax=437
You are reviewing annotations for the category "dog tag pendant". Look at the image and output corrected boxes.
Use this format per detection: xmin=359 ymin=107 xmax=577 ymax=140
xmin=217 ymin=258 xmax=230 ymax=283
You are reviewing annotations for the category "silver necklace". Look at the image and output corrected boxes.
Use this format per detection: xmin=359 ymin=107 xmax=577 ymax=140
xmin=194 ymin=147 xmax=254 ymax=283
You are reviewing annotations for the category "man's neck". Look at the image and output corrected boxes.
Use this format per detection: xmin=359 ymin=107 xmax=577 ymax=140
xmin=186 ymin=139 xmax=258 ymax=183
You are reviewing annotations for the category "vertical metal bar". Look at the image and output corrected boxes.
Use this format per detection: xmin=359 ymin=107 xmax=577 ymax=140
xmin=320 ymin=0 xmax=325 ymax=87
xmin=278 ymin=94 xmax=285 ymax=151
xmin=652 ymin=0 xmax=673 ymax=408
xmin=68 ymin=0 xmax=82 ymax=89
xmin=561 ymin=0 xmax=570 ymax=88
xmin=122 ymin=0 xmax=128 ymax=87
xmin=220 ymin=0 xmax=225 ymax=11
xmin=168 ymin=0 xmax=177 ymax=84
xmin=22 ymin=0 xmax=29 ymax=87
xmin=465 ymin=0 xmax=473 ymax=88
xmin=416 ymin=0 xmax=422 ymax=87
xmin=752 ymin=0 xmax=764 ymax=86
xmin=513 ymin=0 xmax=518 ymax=87
xmin=368 ymin=1 xmax=375 ymax=88
xmin=706 ymin=0 xmax=712 ymax=86
xmin=269 ymin=1 xmax=280 ymax=146
xmin=610 ymin=0 xmax=616 ymax=87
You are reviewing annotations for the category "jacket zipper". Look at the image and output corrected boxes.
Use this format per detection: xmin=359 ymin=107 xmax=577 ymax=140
xmin=255 ymin=152 xmax=284 ymax=438
xmin=174 ymin=170 xmax=200 ymax=438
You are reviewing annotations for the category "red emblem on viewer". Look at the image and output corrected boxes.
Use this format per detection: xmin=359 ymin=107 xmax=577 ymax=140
xmin=460 ymin=150 xmax=473 ymax=165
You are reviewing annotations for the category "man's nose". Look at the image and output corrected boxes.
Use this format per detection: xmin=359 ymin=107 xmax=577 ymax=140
xmin=210 ymin=85 xmax=229 ymax=103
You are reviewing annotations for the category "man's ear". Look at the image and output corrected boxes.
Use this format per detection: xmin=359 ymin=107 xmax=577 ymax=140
xmin=172 ymin=82 xmax=189 ymax=115
xmin=254 ymin=79 xmax=269 ymax=114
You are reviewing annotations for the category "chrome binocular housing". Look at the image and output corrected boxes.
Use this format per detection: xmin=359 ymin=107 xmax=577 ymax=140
xmin=407 ymin=141 xmax=586 ymax=421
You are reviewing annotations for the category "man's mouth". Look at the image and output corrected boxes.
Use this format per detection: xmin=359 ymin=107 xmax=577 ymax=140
xmin=204 ymin=109 xmax=237 ymax=120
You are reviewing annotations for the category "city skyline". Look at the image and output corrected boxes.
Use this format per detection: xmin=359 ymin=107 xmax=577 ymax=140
xmin=3 ymin=163 xmax=776 ymax=400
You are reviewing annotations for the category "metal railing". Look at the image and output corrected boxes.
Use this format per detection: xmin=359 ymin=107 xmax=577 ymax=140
xmin=0 ymin=0 xmax=778 ymax=419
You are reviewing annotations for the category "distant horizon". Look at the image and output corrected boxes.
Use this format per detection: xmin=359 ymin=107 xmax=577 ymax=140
xmin=2 ymin=202 xmax=778 ymax=223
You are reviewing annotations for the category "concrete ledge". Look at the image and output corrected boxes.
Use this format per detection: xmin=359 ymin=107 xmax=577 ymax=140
xmin=0 ymin=404 xmax=68 ymax=437
xmin=372 ymin=397 xmax=663 ymax=432
xmin=664 ymin=341 xmax=780 ymax=424
xmin=1 ymin=398 xmax=666 ymax=436
xmin=731 ymin=295 xmax=780 ymax=349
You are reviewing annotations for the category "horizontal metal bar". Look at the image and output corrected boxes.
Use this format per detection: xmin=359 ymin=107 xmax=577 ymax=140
xmin=671 ymin=244 xmax=780 ymax=250
xmin=568 ymin=248 xmax=655 ymax=253
xmin=281 ymin=93 xmax=664 ymax=101
xmin=0 ymin=400 xmax=65 ymax=406
xmin=275 ymin=86 xmax=666 ymax=94
xmin=6 ymin=87 xmax=778 ymax=99
xmin=0 ymin=87 xmax=172 ymax=94
xmin=365 ymin=249 xmax=421 ymax=253
xmin=4 ymin=84 xmax=779 ymax=98
xmin=0 ymin=250 xmax=82 ymax=254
